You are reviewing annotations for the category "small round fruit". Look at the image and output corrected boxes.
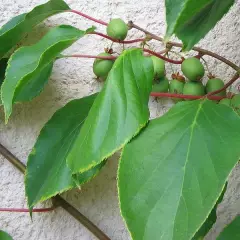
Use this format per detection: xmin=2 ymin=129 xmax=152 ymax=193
xmin=152 ymin=77 xmax=169 ymax=93
xmin=181 ymin=57 xmax=205 ymax=81
xmin=231 ymin=94 xmax=240 ymax=114
xmin=93 ymin=53 xmax=114 ymax=79
xmin=169 ymin=79 xmax=185 ymax=102
xmin=151 ymin=56 xmax=165 ymax=78
xmin=183 ymin=82 xmax=205 ymax=99
xmin=206 ymin=78 xmax=226 ymax=97
xmin=107 ymin=18 xmax=128 ymax=40
xmin=219 ymin=98 xmax=231 ymax=106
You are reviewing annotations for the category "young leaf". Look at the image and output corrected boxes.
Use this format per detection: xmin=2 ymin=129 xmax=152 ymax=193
xmin=25 ymin=94 xmax=105 ymax=209
xmin=0 ymin=230 xmax=12 ymax=240
xmin=192 ymin=183 xmax=227 ymax=240
xmin=1 ymin=25 xmax=89 ymax=122
xmin=165 ymin=0 xmax=234 ymax=50
xmin=0 ymin=0 xmax=70 ymax=59
xmin=67 ymin=49 xmax=154 ymax=174
xmin=217 ymin=215 xmax=240 ymax=240
xmin=118 ymin=100 xmax=240 ymax=240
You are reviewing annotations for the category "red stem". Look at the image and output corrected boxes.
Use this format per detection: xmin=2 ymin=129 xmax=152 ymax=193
xmin=63 ymin=54 xmax=116 ymax=60
xmin=90 ymin=32 xmax=145 ymax=44
xmin=70 ymin=9 xmax=108 ymax=26
xmin=143 ymin=48 xmax=183 ymax=64
xmin=150 ymin=92 xmax=225 ymax=100
xmin=0 ymin=206 xmax=56 ymax=213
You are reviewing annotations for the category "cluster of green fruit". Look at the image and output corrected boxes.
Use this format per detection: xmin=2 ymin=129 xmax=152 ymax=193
xmin=93 ymin=18 xmax=128 ymax=80
xmin=91 ymin=18 xmax=240 ymax=111
xmin=152 ymin=57 xmax=227 ymax=101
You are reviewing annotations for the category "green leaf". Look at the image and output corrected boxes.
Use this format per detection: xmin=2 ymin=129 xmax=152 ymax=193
xmin=67 ymin=49 xmax=154 ymax=174
xmin=1 ymin=25 xmax=89 ymax=122
xmin=25 ymin=94 xmax=105 ymax=209
xmin=192 ymin=183 xmax=227 ymax=240
xmin=217 ymin=215 xmax=240 ymax=240
xmin=0 ymin=58 xmax=8 ymax=105
xmin=0 ymin=230 xmax=12 ymax=240
xmin=0 ymin=0 xmax=70 ymax=59
xmin=118 ymin=100 xmax=240 ymax=240
xmin=0 ymin=58 xmax=8 ymax=85
xmin=165 ymin=0 xmax=234 ymax=50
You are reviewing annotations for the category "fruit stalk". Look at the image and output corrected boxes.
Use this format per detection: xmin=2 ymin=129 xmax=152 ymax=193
xmin=0 ymin=143 xmax=111 ymax=240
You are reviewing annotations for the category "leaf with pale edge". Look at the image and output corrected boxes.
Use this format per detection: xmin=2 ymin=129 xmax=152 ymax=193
xmin=0 ymin=230 xmax=12 ymax=240
xmin=25 ymin=94 xmax=105 ymax=209
xmin=67 ymin=49 xmax=154 ymax=174
xmin=192 ymin=183 xmax=227 ymax=240
xmin=0 ymin=0 xmax=70 ymax=59
xmin=217 ymin=215 xmax=240 ymax=240
xmin=1 ymin=25 xmax=91 ymax=122
xmin=165 ymin=0 xmax=234 ymax=50
xmin=118 ymin=100 xmax=240 ymax=240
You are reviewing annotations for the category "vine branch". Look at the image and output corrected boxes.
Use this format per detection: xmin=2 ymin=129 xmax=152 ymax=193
xmin=0 ymin=143 xmax=111 ymax=240
xmin=61 ymin=54 xmax=117 ymax=60
xmin=150 ymin=92 xmax=225 ymax=100
xmin=68 ymin=9 xmax=240 ymax=73
xmin=143 ymin=48 xmax=183 ymax=64
xmin=0 ymin=207 xmax=55 ymax=213
xmin=90 ymin=32 xmax=145 ymax=44
xmin=129 ymin=22 xmax=240 ymax=73
xmin=70 ymin=9 xmax=108 ymax=26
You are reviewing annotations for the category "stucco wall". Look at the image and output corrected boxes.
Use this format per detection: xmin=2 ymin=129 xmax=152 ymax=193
xmin=0 ymin=1 xmax=240 ymax=239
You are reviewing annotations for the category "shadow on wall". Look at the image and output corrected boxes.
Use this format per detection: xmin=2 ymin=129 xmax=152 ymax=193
xmin=64 ymin=152 xmax=127 ymax=236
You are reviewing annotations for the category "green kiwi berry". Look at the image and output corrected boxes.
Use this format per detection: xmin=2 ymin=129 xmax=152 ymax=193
xmin=183 ymin=82 xmax=205 ymax=99
xmin=181 ymin=57 xmax=205 ymax=81
xmin=231 ymin=94 xmax=240 ymax=114
xmin=93 ymin=53 xmax=114 ymax=79
xmin=107 ymin=18 xmax=128 ymax=40
xmin=169 ymin=79 xmax=185 ymax=102
xmin=206 ymin=78 xmax=226 ymax=97
xmin=151 ymin=56 xmax=165 ymax=79
xmin=219 ymin=98 xmax=231 ymax=106
xmin=152 ymin=77 xmax=169 ymax=93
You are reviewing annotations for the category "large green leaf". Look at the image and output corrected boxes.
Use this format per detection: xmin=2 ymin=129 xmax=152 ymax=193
xmin=0 ymin=230 xmax=12 ymax=240
xmin=217 ymin=216 xmax=240 ymax=240
xmin=67 ymin=49 xmax=154 ymax=174
xmin=0 ymin=0 xmax=70 ymax=59
xmin=192 ymin=183 xmax=227 ymax=240
xmin=165 ymin=0 xmax=234 ymax=50
xmin=1 ymin=25 xmax=90 ymax=122
xmin=118 ymin=100 xmax=240 ymax=240
xmin=25 ymin=94 xmax=105 ymax=209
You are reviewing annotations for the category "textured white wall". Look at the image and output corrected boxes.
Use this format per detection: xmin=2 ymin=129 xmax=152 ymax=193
xmin=0 ymin=1 xmax=240 ymax=239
